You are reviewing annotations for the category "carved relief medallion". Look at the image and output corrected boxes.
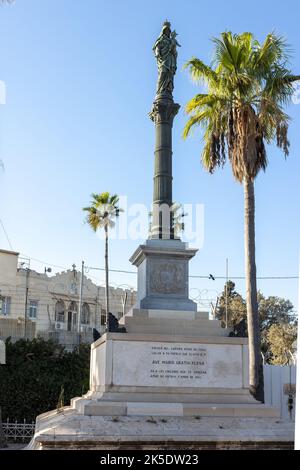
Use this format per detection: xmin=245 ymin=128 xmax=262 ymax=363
xmin=149 ymin=261 xmax=185 ymax=295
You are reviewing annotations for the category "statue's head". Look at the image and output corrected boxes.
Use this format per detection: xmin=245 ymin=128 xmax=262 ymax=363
xmin=162 ymin=20 xmax=171 ymax=36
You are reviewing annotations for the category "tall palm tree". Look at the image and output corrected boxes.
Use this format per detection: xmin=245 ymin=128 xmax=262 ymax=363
xmin=83 ymin=192 xmax=122 ymax=332
xmin=183 ymin=32 xmax=299 ymax=401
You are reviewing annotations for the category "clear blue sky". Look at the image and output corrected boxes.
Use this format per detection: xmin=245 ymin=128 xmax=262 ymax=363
xmin=0 ymin=0 xmax=299 ymax=310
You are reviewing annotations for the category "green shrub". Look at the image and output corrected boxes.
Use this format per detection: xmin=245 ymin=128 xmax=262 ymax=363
xmin=0 ymin=337 xmax=90 ymax=422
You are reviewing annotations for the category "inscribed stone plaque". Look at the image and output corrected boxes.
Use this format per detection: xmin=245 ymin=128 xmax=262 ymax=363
xmin=112 ymin=341 xmax=243 ymax=388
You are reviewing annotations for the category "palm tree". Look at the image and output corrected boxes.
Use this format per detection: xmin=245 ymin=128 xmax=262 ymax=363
xmin=183 ymin=32 xmax=299 ymax=401
xmin=83 ymin=192 xmax=122 ymax=332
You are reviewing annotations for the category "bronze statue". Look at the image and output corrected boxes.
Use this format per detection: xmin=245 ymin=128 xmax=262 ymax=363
xmin=153 ymin=21 xmax=180 ymax=96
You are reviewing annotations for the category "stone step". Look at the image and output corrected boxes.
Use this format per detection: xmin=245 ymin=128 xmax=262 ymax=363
xmin=145 ymin=309 xmax=198 ymax=320
xmin=87 ymin=389 xmax=258 ymax=404
xmin=125 ymin=317 xmax=221 ymax=328
xmin=28 ymin=408 xmax=294 ymax=450
xmin=195 ymin=311 xmax=210 ymax=320
xmin=127 ymin=402 xmax=280 ymax=418
xmin=125 ymin=326 xmax=229 ymax=337
xmin=121 ymin=309 xmax=210 ymax=322
xmin=75 ymin=399 xmax=280 ymax=418
xmin=183 ymin=403 xmax=280 ymax=418
xmin=124 ymin=317 xmax=230 ymax=337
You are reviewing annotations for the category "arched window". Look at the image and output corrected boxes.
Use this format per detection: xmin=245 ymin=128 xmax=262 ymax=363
xmin=67 ymin=301 xmax=78 ymax=331
xmin=55 ymin=300 xmax=65 ymax=323
xmin=81 ymin=303 xmax=90 ymax=325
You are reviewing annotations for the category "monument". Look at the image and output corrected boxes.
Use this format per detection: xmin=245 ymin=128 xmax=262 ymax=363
xmin=131 ymin=20 xmax=197 ymax=313
xmin=29 ymin=23 xmax=287 ymax=450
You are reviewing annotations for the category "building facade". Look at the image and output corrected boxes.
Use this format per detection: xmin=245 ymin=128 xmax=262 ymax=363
xmin=0 ymin=249 xmax=136 ymax=349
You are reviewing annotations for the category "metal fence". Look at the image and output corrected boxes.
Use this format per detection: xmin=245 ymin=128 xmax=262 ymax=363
xmin=39 ymin=330 xmax=94 ymax=351
xmin=0 ymin=318 xmax=36 ymax=343
xmin=1 ymin=419 xmax=35 ymax=442
xmin=264 ymin=365 xmax=296 ymax=421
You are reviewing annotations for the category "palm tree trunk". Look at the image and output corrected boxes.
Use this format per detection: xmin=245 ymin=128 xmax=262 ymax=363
xmin=244 ymin=176 xmax=264 ymax=402
xmin=104 ymin=225 xmax=109 ymax=332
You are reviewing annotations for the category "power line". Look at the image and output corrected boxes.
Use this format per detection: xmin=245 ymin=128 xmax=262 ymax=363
xmin=87 ymin=266 xmax=136 ymax=275
xmin=87 ymin=265 xmax=298 ymax=280
xmin=191 ymin=275 xmax=299 ymax=280
xmin=19 ymin=254 xmax=67 ymax=271
xmin=17 ymin=255 xmax=114 ymax=285
xmin=15 ymin=255 xmax=299 ymax=281
xmin=0 ymin=218 xmax=13 ymax=251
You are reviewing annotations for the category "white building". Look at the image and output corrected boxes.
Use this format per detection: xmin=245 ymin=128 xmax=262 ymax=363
xmin=0 ymin=249 xmax=136 ymax=349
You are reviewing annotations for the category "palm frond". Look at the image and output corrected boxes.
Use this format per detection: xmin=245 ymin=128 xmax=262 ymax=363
xmin=83 ymin=191 xmax=122 ymax=233
xmin=253 ymin=33 xmax=291 ymax=72
xmin=184 ymin=58 xmax=218 ymax=86
xmin=183 ymin=111 xmax=210 ymax=139
xmin=263 ymin=69 xmax=300 ymax=105
xmin=184 ymin=30 xmax=298 ymax=181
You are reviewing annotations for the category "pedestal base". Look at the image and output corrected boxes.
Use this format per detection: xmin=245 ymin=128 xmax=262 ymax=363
xmin=28 ymin=412 xmax=293 ymax=450
xmin=28 ymin=312 xmax=286 ymax=450
xmin=130 ymin=239 xmax=198 ymax=312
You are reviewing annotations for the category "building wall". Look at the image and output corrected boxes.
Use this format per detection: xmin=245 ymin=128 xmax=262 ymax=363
xmin=0 ymin=249 xmax=136 ymax=345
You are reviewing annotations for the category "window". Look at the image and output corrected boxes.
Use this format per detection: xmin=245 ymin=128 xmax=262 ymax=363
xmin=28 ymin=300 xmax=38 ymax=319
xmin=67 ymin=301 xmax=78 ymax=332
xmin=0 ymin=296 xmax=11 ymax=316
xmin=81 ymin=303 xmax=90 ymax=325
xmin=69 ymin=282 xmax=77 ymax=295
xmin=55 ymin=300 xmax=65 ymax=323
xmin=100 ymin=308 xmax=106 ymax=325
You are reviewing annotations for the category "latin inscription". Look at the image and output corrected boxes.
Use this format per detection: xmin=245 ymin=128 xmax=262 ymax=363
xmin=149 ymin=345 xmax=207 ymax=380
xmin=111 ymin=340 xmax=243 ymax=388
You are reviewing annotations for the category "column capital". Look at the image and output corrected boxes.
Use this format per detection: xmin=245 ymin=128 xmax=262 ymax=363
xmin=149 ymin=98 xmax=180 ymax=124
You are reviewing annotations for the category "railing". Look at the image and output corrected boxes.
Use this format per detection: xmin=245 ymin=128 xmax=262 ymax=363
xmin=0 ymin=318 xmax=36 ymax=342
xmin=45 ymin=330 xmax=94 ymax=349
xmin=2 ymin=419 xmax=35 ymax=442
xmin=264 ymin=365 xmax=296 ymax=421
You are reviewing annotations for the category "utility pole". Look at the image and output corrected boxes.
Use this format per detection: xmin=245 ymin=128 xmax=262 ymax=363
xmin=225 ymin=258 xmax=229 ymax=329
xmin=121 ymin=291 xmax=128 ymax=317
xmin=77 ymin=261 xmax=84 ymax=343
xmin=24 ymin=268 xmax=30 ymax=339
xmin=211 ymin=296 xmax=219 ymax=320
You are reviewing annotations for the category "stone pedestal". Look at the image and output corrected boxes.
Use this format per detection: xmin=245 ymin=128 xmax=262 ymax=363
xmin=87 ymin=331 xmax=253 ymax=405
xmin=28 ymin=310 xmax=286 ymax=450
xmin=130 ymin=239 xmax=197 ymax=311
